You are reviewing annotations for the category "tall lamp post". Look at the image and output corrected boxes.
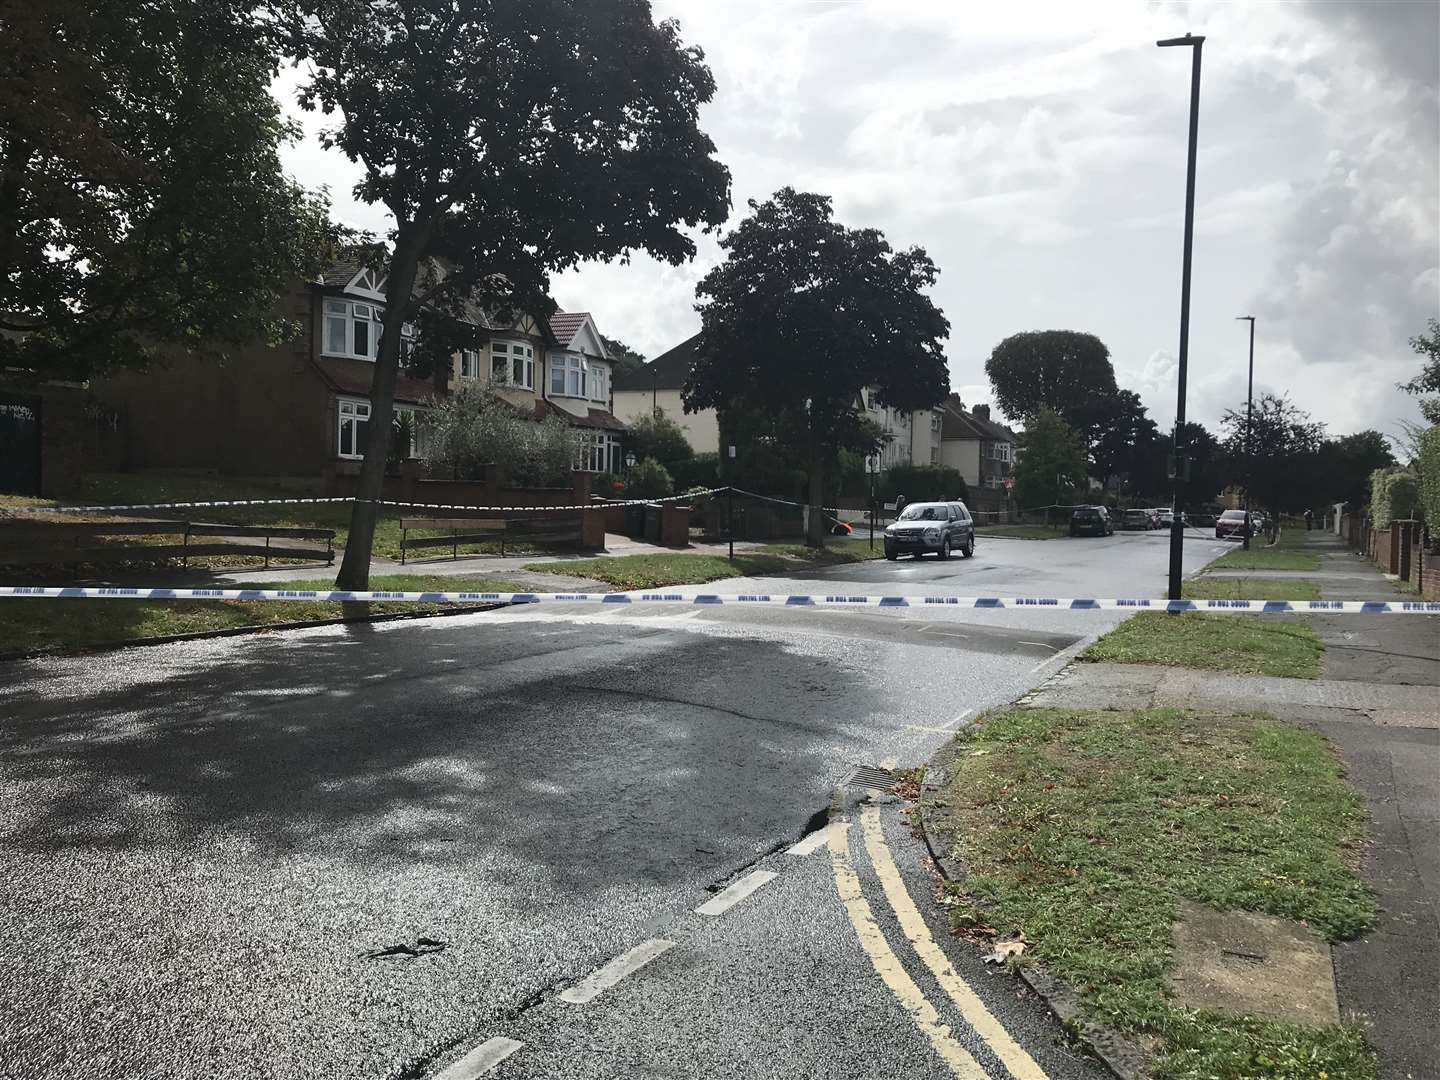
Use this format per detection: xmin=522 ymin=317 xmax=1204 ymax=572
xmin=1158 ymin=31 xmax=1205 ymax=601
xmin=1236 ymin=315 xmax=1255 ymax=551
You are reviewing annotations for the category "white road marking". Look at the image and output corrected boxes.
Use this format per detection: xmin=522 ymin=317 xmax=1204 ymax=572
xmin=434 ymin=1037 xmax=525 ymax=1079
xmin=558 ymin=939 xmax=676 ymax=1004
xmin=944 ymin=708 xmax=975 ymax=731
xmin=694 ymin=869 xmax=779 ymax=915
xmin=787 ymin=826 xmax=839 ymax=856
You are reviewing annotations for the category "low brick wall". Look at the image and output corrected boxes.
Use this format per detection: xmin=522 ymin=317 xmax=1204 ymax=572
xmin=1421 ymin=561 xmax=1440 ymax=602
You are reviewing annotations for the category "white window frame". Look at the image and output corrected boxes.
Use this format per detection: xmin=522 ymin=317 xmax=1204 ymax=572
xmin=392 ymin=404 xmax=431 ymax=459
xmin=588 ymin=362 xmax=608 ymax=405
xmin=578 ymin=431 xmax=621 ymax=473
xmin=323 ymin=299 xmax=384 ymax=361
xmin=549 ymin=352 xmax=588 ymax=399
xmin=459 ymin=348 xmax=481 ymax=381
xmin=337 ymin=398 xmax=371 ymax=459
xmin=490 ymin=339 xmax=534 ymax=390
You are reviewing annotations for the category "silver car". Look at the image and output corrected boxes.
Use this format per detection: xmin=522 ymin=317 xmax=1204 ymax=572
xmin=884 ymin=501 xmax=976 ymax=560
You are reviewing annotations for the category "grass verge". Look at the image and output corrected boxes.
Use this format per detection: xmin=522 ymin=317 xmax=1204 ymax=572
xmin=1183 ymin=577 xmax=1322 ymax=602
xmin=756 ymin=537 xmax=884 ymax=563
xmin=524 ymin=552 xmax=791 ymax=589
xmin=975 ymin=525 xmax=1067 ymax=540
xmin=937 ymin=706 xmax=1376 ymax=1080
xmin=1210 ymin=547 xmax=1320 ymax=572
xmin=1082 ymin=611 xmax=1323 ymax=679
xmin=0 ymin=575 xmax=516 ymax=657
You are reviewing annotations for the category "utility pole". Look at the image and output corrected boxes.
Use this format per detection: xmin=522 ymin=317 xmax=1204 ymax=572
xmin=1158 ymin=32 xmax=1205 ymax=601
xmin=1237 ymin=315 xmax=1255 ymax=551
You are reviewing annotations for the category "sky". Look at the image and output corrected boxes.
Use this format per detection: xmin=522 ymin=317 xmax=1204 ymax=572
xmin=274 ymin=0 xmax=1439 ymax=444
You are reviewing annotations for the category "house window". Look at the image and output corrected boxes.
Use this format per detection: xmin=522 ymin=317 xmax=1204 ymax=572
xmin=550 ymin=353 xmax=588 ymax=398
xmin=589 ymin=363 xmax=608 ymax=404
xmin=931 ymin=413 xmax=942 ymax=432
xmin=460 ymin=349 xmax=481 ymax=380
xmin=580 ymin=432 xmax=621 ymax=473
xmin=338 ymin=398 xmax=370 ymax=459
xmin=324 ymin=299 xmax=383 ymax=361
xmin=491 ymin=340 xmax=534 ymax=389
xmin=393 ymin=405 xmax=430 ymax=459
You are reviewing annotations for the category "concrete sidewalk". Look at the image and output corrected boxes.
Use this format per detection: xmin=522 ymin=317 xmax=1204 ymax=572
xmin=1039 ymin=530 xmax=1439 ymax=1079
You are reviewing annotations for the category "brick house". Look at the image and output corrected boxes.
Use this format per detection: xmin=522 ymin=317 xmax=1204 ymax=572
xmin=97 ymin=255 xmax=626 ymax=481
xmin=937 ymin=396 xmax=1018 ymax=492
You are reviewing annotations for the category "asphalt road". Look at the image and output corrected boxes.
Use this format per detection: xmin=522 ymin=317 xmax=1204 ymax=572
xmin=0 ymin=530 xmax=1219 ymax=1080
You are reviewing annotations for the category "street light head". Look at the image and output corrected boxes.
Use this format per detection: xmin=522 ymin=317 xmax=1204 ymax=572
xmin=1157 ymin=33 xmax=1205 ymax=47
xmin=1235 ymin=314 xmax=1254 ymax=321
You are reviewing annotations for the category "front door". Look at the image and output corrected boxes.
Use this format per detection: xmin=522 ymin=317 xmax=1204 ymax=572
xmin=0 ymin=392 xmax=42 ymax=495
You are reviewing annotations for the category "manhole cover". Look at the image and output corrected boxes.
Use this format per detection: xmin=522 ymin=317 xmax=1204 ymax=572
xmin=846 ymin=765 xmax=895 ymax=793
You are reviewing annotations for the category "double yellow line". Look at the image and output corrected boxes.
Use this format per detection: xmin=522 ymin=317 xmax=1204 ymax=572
xmin=828 ymin=805 xmax=1049 ymax=1080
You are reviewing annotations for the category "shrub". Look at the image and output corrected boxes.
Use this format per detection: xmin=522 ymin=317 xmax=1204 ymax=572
xmin=625 ymin=414 xmax=693 ymax=473
xmin=628 ymin=457 xmax=674 ymax=499
xmin=1369 ymin=466 xmax=1419 ymax=528
xmin=1418 ymin=426 xmax=1440 ymax=533
xmin=671 ymin=451 xmax=720 ymax=491
xmin=424 ymin=385 xmax=587 ymax=485
xmin=877 ymin=464 xmax=969 ymax=505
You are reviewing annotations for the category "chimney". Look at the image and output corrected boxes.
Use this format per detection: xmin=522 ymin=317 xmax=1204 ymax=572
xmin=973 ymin=404 xmax=990 ymax=420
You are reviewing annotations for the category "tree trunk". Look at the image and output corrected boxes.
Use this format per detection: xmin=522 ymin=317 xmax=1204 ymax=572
xmin=806 ymin=442 xmax=826 ymax=548
xmin=335 ymin=228 xmax=425 ymax=590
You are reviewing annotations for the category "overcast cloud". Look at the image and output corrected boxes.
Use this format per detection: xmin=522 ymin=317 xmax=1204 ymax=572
xmin=275 ymin=0 xmax=1439 ymax=443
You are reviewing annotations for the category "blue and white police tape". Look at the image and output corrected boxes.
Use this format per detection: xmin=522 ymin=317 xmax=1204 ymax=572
xmin=1 ymin=586 xmax=1437 ymax=613
xmin=0 ymin=488 xmax=727 ymax=516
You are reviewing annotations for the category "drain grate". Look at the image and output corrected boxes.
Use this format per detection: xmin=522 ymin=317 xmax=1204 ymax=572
xmin=846 ymin=765 xmax=896 ymax=793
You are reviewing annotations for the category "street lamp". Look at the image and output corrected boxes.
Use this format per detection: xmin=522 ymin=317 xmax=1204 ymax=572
xmin=624 ymin=450 xmax=637 ymax=476
xmin=1236 ymin=315 xmax=1255 ymax=551
xmin=1158 ymin=31 xmax=1206 ymax=601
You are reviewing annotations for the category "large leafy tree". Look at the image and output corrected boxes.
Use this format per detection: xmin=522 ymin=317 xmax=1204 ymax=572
xmin=1151 ymin=421 xmax=1222 ymax=508
xmin=1399 ymin=317 xmax=1440 ymax=424
xmin=0 ymin=0 xmax=334 ymax=377
xmin=1221 ymin=394 xmax=1325 ymax=515
xmin=685 ymin=188 xmax=950 ymax=546
xmin=1312 ymin=430 xmax=1395 ymax=510
xmin=1082 ymin=388 xmax=1158 ymax=491
xmin=600 ymin=334 xmax=646 ymax=384
xmin=284 ymin=0 xmax=730 ymax=588
xmin=984 ymin=330 xmax=1119 ymax=429
xmin=1011 ymin=408 xmax=1088 ymax=510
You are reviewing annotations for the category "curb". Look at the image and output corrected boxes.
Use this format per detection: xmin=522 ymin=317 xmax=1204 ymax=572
xmin=0 ymin=602 xmax=504 ymax=665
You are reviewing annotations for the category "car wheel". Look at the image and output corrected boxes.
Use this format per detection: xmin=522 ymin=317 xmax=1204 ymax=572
xmin=884 ymin=545 xmax=897 ymax=561
xmin=938 ymin=537 xmax=951 ymax=560
xmin=962 ymin=536 xmax=974 ymax=558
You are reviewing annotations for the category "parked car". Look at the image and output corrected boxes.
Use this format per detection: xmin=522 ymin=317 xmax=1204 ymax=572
xmin=1215 ymin=509 xmax=1253 ymax=540
xmin=884 ymin=501 xmax=975 ymax=560
xmin=1158 ymin=508 xmax=1176 ymax=528
xmin=1069 ymin=506 xmax=1113 ymax=537
xmin=1147 ymin=508 xmax=1166 ymax=529
xmin=1121 ymin=508 xmax=1153 ymax=531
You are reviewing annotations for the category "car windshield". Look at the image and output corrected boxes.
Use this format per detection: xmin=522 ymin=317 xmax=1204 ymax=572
xmin=899 ymin=503 xmax=947 ymax=521
xmin=1220 ymin=510 xmax=1246 ymax=520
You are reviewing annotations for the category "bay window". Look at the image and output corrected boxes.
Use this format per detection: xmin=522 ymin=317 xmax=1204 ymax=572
xmin=324 ymin=299 xmax=383 ymax=360
xmin=550 ymin=352 xmax=588 ymax=398
xmin=491 ymin=340 xmax=534 ymax=389
xmin=579 ymin=432 xmax=621 ymax=473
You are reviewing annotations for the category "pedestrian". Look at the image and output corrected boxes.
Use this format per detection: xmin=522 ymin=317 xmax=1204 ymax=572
xmin=1304 ymin=508 xmax=1313 ymax=531
xmin=894 ymin=494 xmax=907 ymax=521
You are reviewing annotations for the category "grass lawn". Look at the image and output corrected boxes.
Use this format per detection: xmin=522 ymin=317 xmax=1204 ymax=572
xmin=1182 ymin=577 xmax=1322 ymax=602
xmin=937 ymin=706 xmax=1377 ymax=1080
xmin=0 ymin=575 xmax=517 ymax=656
xmin=1082 ymin=611 xmax=1323 ymax=679
xmin=524 ymin=552 xmax=792 ymax=589
xmin=1210 ymin=547 xmax=1320 ymax=572
xmin=757 ymin=537 xmax=884 ymax=563
xmin=975 ymin=525 xmax=1067 ymax=540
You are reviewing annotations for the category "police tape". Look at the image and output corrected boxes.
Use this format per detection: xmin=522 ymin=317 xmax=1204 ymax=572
xmin=0 ymin=489 xmax=726 ymax=516
xmin=1 ymin=586 xmax=1437 ymax=614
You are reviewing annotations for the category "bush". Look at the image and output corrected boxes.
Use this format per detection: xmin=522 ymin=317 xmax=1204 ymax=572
xmin=629 ymin=458 xmax=674 ymax=499
xmin=1418 ymin=426 xmax=1440 ymax=533
xmin=424 ymin=385 xmax=587 ymax=485
xmin=625 ymin=414 xmax=693 ymax=473
xmin=1370 ymin=467 xmax=1419 ymax=528
xmin=877 ymin=464 xmax=969 ymax=505
xmin=671 ymin=451 xmax=720 ymax=491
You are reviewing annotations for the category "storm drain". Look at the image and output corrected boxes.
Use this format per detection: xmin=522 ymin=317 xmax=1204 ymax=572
xmin=846 ymin=765 xmax=896 ymax=793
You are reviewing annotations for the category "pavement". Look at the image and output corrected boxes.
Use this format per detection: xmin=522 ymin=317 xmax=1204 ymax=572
xmin=1032 ymin=530 xmax=1440 ymax=1080
xmin=0 ymin=529 xmax=1215 ymax=1080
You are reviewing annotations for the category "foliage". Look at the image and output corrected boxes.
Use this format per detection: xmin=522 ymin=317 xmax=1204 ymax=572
xmin=1369 ymin=467 xmax=1418 ymax=528
xmin=424 ymin=386 xmax=586 ymax=486
xmin=1399 ymin=318 xmax=1440 ymax=424
xmin=1419 ymin=426 xmax=1440 ymax=530
xmin=1220 ymin=394 xmax=1325 ymax=515
xmin=628 ymin=458 xmax=674 ymax=499
xmin=1151 ymin=421 xmax=1224 ymax=508
xmin=385 ymin=411 xmax=415 ymax=469
xmin=1312 ymin=430 xmax=1396 ymax=510
xmin=876 ymin=465 xmax=968 ymax=505
xmin=939 ymin=706 xmax=1376 ymax=1079
xmin=1081 ymin=388 xmax=1159 ymax=490
xmin=671 ymin=451 xmax=720 ymax=492
xmin=984 ymin=330 xmax=1118 ymax=428
xmin=1011 ymin=409 xmax=1088 ymax=508
xmin=601 ymin=334 xmax=646 ymax=384
xmin=0 ymin=0 xmax=336 ymax=378
xmin=1083 ymin=611 xmax=1323 ymax=679
xmin=282 ymin=0 xmax=731 ymax=586
xmin=624 ymin=413 xmax=693 ymax=474
xmin=685 ymin=188 xmax=950 ymax=545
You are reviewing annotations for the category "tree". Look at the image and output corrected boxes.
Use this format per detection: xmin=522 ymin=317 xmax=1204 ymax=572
xmin=1399 ymin=318 xmax=1440 ymax=424
xmin=425 ymin=385 xmax=585 ymax=486
xmin=1081 ymin=389 xmax=1157 ymax=491
xmin=1011 ymin=408 xmax=1088 ymax=510
xmin=284 ymin=0 xmax=730 ymax=588
xmin=601 ymin=335 xmax=646 ymax=384
xmin=984 ymin=330 xmax=1119 ymax=428
xmin=1220 ymin=394 xmax=1325 ymax=515
xmin=624 ymin=413 xmax=692 ymax=475
xmin=1317 ymin=430 xmax=1395 ymax=510
xmin=685 ymin=188 xmax=949 ymax=546
xmin=628 ymin=458 xmax=674 ymax=499
xmin=0 ymin=0 xmax=335 ymax=378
